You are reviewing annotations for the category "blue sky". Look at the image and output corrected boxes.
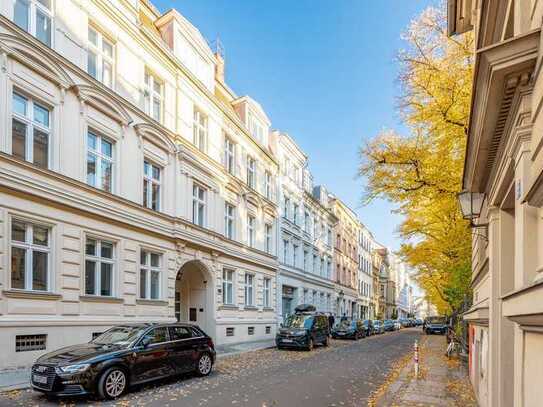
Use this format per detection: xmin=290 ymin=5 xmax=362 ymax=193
xmin=153 ymin=0 xmax=435 ymax=250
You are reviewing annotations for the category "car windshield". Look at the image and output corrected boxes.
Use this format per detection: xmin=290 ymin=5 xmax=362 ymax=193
xmin=284 ymin=314 xmax=313 ymax=329
xmin=91 ymin=326 xmax=145 ymax=346
xmin=427 ymin=317 xmax=446 ymax=324
xmin=334 ymin=319 xmax=354 ymax=329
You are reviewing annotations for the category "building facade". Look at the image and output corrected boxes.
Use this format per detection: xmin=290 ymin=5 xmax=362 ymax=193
xmin=329 ymin=197 xmax=360 ymax=318
xmin=274 ymin=134 xmax=337 ymax=321
xmin=449 ymin=1 xmax=543 ymax=406
xmin=357 ymin=224 xmax=375 ymax=319
xmin=0 ymin=0 xmax=281 ymax=368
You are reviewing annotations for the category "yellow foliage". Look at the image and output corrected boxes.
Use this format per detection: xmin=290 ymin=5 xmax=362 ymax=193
xmin=359 ymin=3 xmax=473 ymax=314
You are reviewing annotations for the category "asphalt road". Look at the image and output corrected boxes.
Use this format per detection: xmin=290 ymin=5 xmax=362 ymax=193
xmin=0 ymin=328 xmax=421 ymax=407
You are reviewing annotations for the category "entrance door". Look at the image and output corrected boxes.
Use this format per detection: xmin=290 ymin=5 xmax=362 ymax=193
xmin=190 ymin=288 xmax=206 ymax=327
xmin=282 ymin=297 xmax=292 ymax=321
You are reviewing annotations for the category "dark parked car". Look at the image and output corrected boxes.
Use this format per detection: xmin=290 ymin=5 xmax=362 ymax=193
xmin=372 ymin=320 xmax=384 ymax=334
xmin=362 ymin=319 xmax=374 ymax=336
xmin=383 ymin=320 xmax=395 ymax=332
xmin=424 ymin=316 xmax=448 ymax=335
xmin=276 ymin=305 xmax=330 ymax=350
xmin=331 ymin=319 xmax=366 ymax=340
xmin=31 ymin=323 xmax=215 ymax=399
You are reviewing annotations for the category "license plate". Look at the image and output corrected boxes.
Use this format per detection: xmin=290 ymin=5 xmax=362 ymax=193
xmin=338 ymin=332 xmax=345 ymax=335
xmin=281 ymin=339 xmax=293 ymax=343
xmin=33 ymin=374 xmax=48 ymax=384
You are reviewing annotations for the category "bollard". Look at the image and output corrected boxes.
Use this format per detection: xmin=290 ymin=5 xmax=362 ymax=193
xmin=414 ymin=340 xmax=420 ymax=378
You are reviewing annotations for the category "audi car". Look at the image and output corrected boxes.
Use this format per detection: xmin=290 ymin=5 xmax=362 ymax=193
xmin=30 ymin=323 xmax=215 ymax=399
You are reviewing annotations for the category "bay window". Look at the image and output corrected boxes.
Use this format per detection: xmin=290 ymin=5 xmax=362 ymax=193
xmin=10 ymin=219 xmax=50 ymax=291
xmin=11 ymin=92 xmax=50 ymax=168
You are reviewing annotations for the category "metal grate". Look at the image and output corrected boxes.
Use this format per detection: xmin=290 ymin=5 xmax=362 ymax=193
xmin=226 ymin=327 xmax=235 ymax=337
xmin=266 ymin=326 xmax=271 ymax=334
xmin=248 ymin=326 xmax=255 ymax=335
xmin=16 ymin=334 xmax=46 ymax=352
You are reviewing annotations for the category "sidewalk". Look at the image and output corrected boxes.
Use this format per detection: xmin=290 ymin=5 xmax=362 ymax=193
xmin=0 ymin=338 xmax=276 ymax=392
xmin=374 ymin=334 xmax=477 ymax=407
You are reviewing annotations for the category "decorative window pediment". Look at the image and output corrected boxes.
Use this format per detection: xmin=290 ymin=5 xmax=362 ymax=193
xmin=73 ymin=84 xmax=131 ymax=127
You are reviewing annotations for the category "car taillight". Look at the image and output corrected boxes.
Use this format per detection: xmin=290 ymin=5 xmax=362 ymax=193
xmin=207 ymin=337 xmax=214 ymax=349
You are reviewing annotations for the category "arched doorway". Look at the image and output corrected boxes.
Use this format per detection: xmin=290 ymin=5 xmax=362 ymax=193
xmin=175 ymin=260 xmax=215 ymax=338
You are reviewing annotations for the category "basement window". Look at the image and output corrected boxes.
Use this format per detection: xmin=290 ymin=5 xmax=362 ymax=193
xmin=226 ymin=327 xmax=235 ymax=337
xmin=92 ymin=332 xmax=103 ymax=340
xmin=16 ymin=334 xmax=46 ymax=352
xmin=265 ymin=326 xmax=271 ymax=334
xmin=248 ymin=326 xmax=255 ymax=336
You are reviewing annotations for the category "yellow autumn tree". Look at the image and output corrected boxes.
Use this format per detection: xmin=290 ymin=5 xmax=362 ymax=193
xmin=359 ymin=3 xmax=473 ymax=314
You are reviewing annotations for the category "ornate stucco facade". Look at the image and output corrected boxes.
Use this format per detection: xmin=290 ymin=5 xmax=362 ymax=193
xmin=449 ymin=1 xmax=543 ymax=406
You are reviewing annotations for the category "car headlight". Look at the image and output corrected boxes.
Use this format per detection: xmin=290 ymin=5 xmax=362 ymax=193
xmin=56 ymin=364 xmax=90 ymax=374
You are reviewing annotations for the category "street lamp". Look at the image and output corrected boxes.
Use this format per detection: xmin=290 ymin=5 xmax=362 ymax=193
xmin=457 ymin=190 xmax=488 ymax=229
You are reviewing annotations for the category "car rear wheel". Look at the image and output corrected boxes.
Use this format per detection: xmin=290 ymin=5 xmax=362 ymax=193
xmin=196 ymin=353 xmax=213 ymax=376
xmin=98 ymin=367 xmax=127 ymax=400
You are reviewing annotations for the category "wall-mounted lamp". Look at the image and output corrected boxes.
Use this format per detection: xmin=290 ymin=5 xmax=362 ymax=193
xmin=457 ymin=190 xmax=488 ymax=239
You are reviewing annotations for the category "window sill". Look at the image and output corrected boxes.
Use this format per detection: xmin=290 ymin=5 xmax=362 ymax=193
xmin=2 ymin=289 xmax=61 ymax=301
xmin=262 ymin=307 xmax=275 ymax=312
xmin=136 ymin=299 xmax=168 ymax=306
xmin=219 ymin=304 xmax=239 ymax=310
xmin=243 ymin=305 xmax=258 ymax=310
xmin=79 ymin=295 xmax=124 ymax=304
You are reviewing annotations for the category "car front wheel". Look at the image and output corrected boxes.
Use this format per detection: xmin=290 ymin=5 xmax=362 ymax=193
xmin=196 ymin=353 xmax=213 ymax=376
xmin=98 ymin=367 xmax=127 ymax=400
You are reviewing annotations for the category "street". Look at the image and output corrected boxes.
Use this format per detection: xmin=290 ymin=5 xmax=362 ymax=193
xmin=0 ymin=329 xmax=420 ymax=407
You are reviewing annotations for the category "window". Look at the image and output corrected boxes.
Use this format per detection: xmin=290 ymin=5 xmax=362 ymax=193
xmin=292 ymin=244 xmax=298 ymax=267
xmin=87 ymin=26 xmax=114 ymax=87
xmin=265 ymin=326 xmax=271 ymax=334
xmin=263 ymin=277 xmax=271 ymax=308
xmin=85 ymin=238 xmax=114 ymax=297
xmin=248 ymin=326 xmax=255 ymax=335
xmin=265 ymin=171 xmax=272 ymax=199
xmin=244 ymin=273 xmax=254 ymax=306
xmin=144 ymin=71 xmax=163 ymax=122
xmin=141 ymin=327 xmax=168 ymax=345
xmin=10 ymin=220 xmax=50 ymax=291
xmin=247 ymin=156 xmax=256 ymax=189
xmin=226 ymin=327 xmax=235 ymax=337
xmin=87 ymin=130 xmax=114 ymax=192
xmin=313 ymin=254 xmax=317 ymax=274
xmin=224 ymin=137 xmax=235 ymax=174
xmin=193 ymin=108 xmax=207 ymax=152
xmin=304 ymin=211 xmax=310 ymax=233
xmin=283 ymin=197 xmax=290 ymax=219
xmin=247 ymin=215 xmax=255 ymax=248
xmin=16 ymin=334 xmax=46 ymax=352
xmin=14 ymin=0 xmax=52 ymax=46
xmin=283 ymin=239 xmax=289 ymax=264
xmin=92 ymin=332 xmax=103 ymax=340
xmin=222 ymin=269 xmax=234 ymax=305
xmin=11 ymin=92 xmax=50 ymax=168
xmin=140 ymin=250 xmax=161 ymax=300
xmin=303 ymin=249 xmax=309 ymax=271
xmin=192 ymin=185 xmax=206 ymax=227
xmin=143 ymin=160 xmax=160 ymax=210
xmin=320 ymin=257 xmax=325 ymax=276
xmin=224 ymin=203 xmax=235 ymax=239
xmin=169 ymin=326 xmax=192 ymax=340
xmin=327 ymin=228 xmax=332 ymax=246
xmin=293 ymin=204 xmax=299 ymax=225
xmin=265 ymin=223 xmax=272 ymax=254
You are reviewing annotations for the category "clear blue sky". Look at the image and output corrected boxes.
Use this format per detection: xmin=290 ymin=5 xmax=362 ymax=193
xmin=153 ymin=0 xmax=435 ymax=250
